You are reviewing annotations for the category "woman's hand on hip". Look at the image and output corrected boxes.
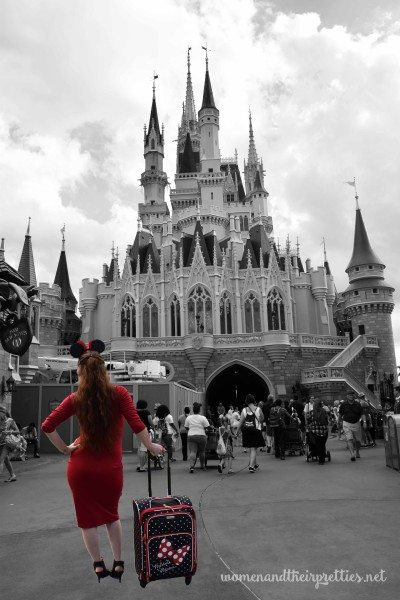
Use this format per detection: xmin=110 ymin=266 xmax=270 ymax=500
xmin=148 ymin=442 xmax=165 ymax=457
xmin=65 ymin=442 xmax=80 ymax=455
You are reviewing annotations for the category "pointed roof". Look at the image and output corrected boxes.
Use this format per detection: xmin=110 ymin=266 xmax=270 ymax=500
xmin=346 ymin=208 xmax=383 ymax=271
xmin=247 ymin=111 xmax=258 ymax=165
xmin=185 ymin=48 xmax=197 ymax=126
xmin=0 ymin=238 xmax=28 ymax=285
xmin=54 ymin=250 xmax=77 ymax=305
xmin=249 ymin=223 xmax=270 ymax=266
xmin=129 ymin=229 xmax=160 ymax=274
xmin=145 ymin=89 xmax=162 ymax=146
xmin=201 ymin=60 xmax=216 ymax=110
xmin=239 ymin=239 xmax=258 ymax=269
xmin=18 ymin=218 xmax=37 ymax=286
xmin=204 ymin=231 xmax=222 ymax=266
xmin=186 ymin=220 xmax=212 ymax=266
xmin=179 ymin=132 xmax=197 ymax=173
xmin=252 ymin=170 xmax=265 ymax=193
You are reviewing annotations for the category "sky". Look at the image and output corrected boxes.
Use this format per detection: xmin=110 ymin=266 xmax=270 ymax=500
xmin=1 ymin=0 xmax=400 ymax=364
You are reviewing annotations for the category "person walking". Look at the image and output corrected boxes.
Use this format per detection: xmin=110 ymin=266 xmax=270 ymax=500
xmin=0 ymin=407 xmax=19 ymax=482
xmin=178 ymin=406 xmax=190 ymax=461
xmin=217 ymin=416 xmax=234 ymax=474
xmin=185 ymin=402 xmax=210 ymax=473
xmin=262 ymin=395 xmax=275 ymax=453
xmin=136 ymin=400 xmax=154 ymax=472
xmin=307 ymin=398 xmax=329 ymax=464
xmin=154 ymin=405 xmax=179 ymax=462
xmin=338 ymin=390 xmax=363 ymax=461
xmin=41 ymin=340 xmax=164 ymax=582
xmin=235 ymin=394 xmax=265 ymax=472
xmin=269 ymin=399 xmax=292 ymax=460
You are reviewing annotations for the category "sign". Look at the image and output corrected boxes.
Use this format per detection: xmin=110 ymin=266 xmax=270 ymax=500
xmin=0 ymin=315 xmax=33 ymax=356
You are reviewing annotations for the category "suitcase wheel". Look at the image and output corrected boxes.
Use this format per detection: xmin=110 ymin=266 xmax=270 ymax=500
xmin=139 ymin=578 xmax=147 ymax=588
xmin=185 ymin=575 xmax=192 ymax=585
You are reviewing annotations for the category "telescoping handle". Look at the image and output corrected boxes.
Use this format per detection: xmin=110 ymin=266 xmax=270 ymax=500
xmin=147 ymin=451 xmax=171 ymax=498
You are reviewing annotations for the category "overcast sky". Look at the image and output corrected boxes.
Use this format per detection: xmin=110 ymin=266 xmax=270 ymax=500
xmin=1 ymin=0 xmax=400 ymax=364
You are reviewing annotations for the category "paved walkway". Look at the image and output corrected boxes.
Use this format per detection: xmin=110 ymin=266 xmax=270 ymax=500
xmin=1 ymin=438 xmax=399 ymax=600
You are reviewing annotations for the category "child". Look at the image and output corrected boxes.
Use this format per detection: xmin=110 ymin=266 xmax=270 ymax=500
xmin=217 ymin=416 xmax=234 ymax=474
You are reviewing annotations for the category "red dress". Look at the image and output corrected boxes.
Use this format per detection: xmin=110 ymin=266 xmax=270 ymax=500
xmin=41 ymin=385 xmax=145 ymax=528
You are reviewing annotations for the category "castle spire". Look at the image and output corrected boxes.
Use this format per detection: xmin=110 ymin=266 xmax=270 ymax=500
xmin=54 ymin=226 xmax=77 ymax=306
xmin=18 ymin=217 xmax=37 ymax=286
xmin=346 ymin=200 xmax=383 ymax=272
xmin=248 ymin=109 xmax=258 ymax=165
xmin=145 ymin=75 xmax=162 ymax=145
xmin=184 ymin=47 xmax=196 ymax=127
xmin=201 ymin=47 xmax=216 ymax=109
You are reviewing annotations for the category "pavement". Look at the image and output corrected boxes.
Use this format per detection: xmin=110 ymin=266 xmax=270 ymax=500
xmin=1 ymin=438 xmax=400 ymax=600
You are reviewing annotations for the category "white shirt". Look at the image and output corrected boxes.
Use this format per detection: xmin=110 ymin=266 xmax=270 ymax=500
xmin=153 ymin=414 xmax=175 ymax=435
xmin=185 ymin=414 xmax=210 ymax=436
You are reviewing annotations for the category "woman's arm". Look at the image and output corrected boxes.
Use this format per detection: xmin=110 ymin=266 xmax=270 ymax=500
xmin=136 ymin=428 xmax=164 ymax=455
xmin=43 ymin=430 xmax=79 ymax=455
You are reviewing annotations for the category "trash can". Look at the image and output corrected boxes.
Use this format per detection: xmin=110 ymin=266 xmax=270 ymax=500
xmin=384 ymin=415 xmax=400 ymax=471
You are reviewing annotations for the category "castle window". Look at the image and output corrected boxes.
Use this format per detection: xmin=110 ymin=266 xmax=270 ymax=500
xmin=121 ymin=295 xmax=136 ymax=338
xmin=355 ymin=267 xmax=360 ymax=272
xmin=151 ymin=165 xmax=155 ymax=170
xmin=359 ymin=325 xmax=365 ymax=335
xmin=219 ymin=292 xmax=232 ymax=334
xmin=372 ymin=288 xmax=378 ymax=294
xmin=354 ymin=291 xmax=359 ymax=296
xmin=244 ymin=216 xmax=249 ymax=231
xmin=187 ymin=286 xmax=213 ymax=334
xmin=267 ymin=288 xmax=285 ymax=331
xmin=170 ymin=295 xmax=181 ymax=336
xmin=143 ymin=298 xmax=158 ymax=338
xmin=244 ymin=293 xmax=262 ymax=333
xmin=208 ymin=168 xmax=213 ymax=173
xmin=239 ymin=215 xmax=244 ymax=231
xmin=151 ymin=139 xmax=155 ymax=149
xmin=211 ymin=192 xmax=213 ymax=200
xmin=368 ymin=265 xmax=373 ymax=269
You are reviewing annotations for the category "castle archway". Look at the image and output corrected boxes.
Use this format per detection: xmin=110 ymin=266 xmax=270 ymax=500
xmin=205 ymin=361 xmax=271 ymax=418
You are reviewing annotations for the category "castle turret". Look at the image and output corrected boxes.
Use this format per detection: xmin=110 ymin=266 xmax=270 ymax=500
xmin=54 ymin=227 xmax=81 ymax=344
xmin=244 ymin=111 xmax=264 ymax=195
xmin=198 ymin=55 xmax=221 ymax=173
xmin=343 ymin=200 xmax=396 ymax=375
xmin=139 ymin=78 xmax=169 ymax=245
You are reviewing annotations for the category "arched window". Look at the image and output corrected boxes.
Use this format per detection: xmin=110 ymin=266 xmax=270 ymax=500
xmin=187 ymin=286 xmax=213 ymax=334
xmin=143 ymin=298 xmax=158 ymax=337
xmin=219 ymin=291 xmax=232 ymax=334
xmin=243 ymin=215 xmax=249 ymax=231
xmin=151 ymin=139 xmax=155 ymax=149
xmin=244 ymin=293 xmax=261 ymax=333
xmin=170 ymin=294 xmax=181 ymax=336
xmin=267 ymin=288 xmax=285 ymax=330
xmin=121 ymin=295 xmax=136 ymax=337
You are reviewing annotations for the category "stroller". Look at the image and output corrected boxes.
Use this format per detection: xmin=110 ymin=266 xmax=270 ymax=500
xmin=306 ymin=431 xmax=331 ymax=463
xmin=285 ymin=421 xmax=305 ymax=456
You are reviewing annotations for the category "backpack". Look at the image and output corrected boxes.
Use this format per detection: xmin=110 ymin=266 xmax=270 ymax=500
xmin=157 ymin=418 xmax=168 ymax=437
xmin=269 ymin=407 xmax=285 ymax=428
xmin=243 ymin=410 xmax=257 ymax=429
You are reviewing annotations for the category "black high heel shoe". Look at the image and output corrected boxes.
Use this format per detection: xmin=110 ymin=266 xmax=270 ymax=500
xmin=93 ymin=559 xmax=109 ymax=582
xmin=110 ymin=560 xmax=124 ymax=582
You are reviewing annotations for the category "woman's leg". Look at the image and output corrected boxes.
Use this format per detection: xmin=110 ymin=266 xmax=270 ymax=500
xmin=105 ymin=520 xmax=123 ymax=571
xmin=188 ymin=437 xmax=198 ymax=469
xmin=198 ymin=436 xmax=207 ymax=468
xmin=249 ymin=447 xmax=257 ymax=468
xmin=3 ymin=454 xmax=15 ymax=478
xmin=81 ymin=527 xmax=102 ymax=569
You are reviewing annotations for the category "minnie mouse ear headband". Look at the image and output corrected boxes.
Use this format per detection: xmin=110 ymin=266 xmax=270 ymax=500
xmin=69 ymin=339 xmax=105 ymax=359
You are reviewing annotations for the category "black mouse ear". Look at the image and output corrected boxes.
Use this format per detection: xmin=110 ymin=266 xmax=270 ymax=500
xmin=88 ymin=339 xmax=105 ymax=354
xmin=70 ymin=340 xmax=87 ymax=358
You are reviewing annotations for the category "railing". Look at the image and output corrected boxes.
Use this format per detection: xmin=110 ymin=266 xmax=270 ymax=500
xmin=326 ymin=335 xmax=379 ymax=367
xmin=301 ymin=366 xmax=378 ymax=407
xmin=289 ymin=334 xmax=349 ymax=348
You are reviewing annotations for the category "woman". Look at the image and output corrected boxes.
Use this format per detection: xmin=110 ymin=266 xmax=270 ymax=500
xmin=217 ymin=416 xmax=234 ymax=474
xmin=154 ymin=404 xmax=179 ymax=461
xmin=136 ymin=400 xmax=154 ymax=472
xmin=185 ymin=402 xmax=210 ymax=473
xmin=230 ymin=406 xmax=241 ymax=446
xmin=0 ymin=407 xmax=19 ymax=482
xmin=236 ymin=394 xmax=265 ymax=472
xmin=41 ymin=340 xmax=164 ymax=582
xmin=307 ymin=398 xmax=329 ymax=464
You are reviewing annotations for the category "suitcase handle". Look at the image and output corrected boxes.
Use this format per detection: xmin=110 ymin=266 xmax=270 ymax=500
xmin=147 ymin=451 xmax=171 ymax=497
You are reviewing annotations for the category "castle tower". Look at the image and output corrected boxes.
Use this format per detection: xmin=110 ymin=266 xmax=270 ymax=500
xmin=54 ymin=227 xmax=81 ymax=344
xmin=198 ymin=55 xmax=221 ymax=173
xmin=139 ymin=78 xmax=169 ymax=245
xmin=249 ymin=171 xmax=270 ymax=232
xmin=177 ymin=48 xmax=200 ymax=173
xmin=18 ymin=217 xmax=37 ymax=287
xmin=343 ymin=200 xmax=396 ymax=376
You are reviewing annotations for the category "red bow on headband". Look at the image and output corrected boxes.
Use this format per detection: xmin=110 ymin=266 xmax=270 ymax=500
xmin=157 ymin=538 xmax=191 ymax=566
xmin=69 ymin=339 xmax=105 ymax=358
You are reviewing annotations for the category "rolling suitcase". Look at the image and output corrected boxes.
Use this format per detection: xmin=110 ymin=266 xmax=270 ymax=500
xmin=133 ymin=453 xmax=197 ymax=588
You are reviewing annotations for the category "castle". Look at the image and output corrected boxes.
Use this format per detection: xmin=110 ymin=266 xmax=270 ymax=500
xmin=2 ymin=52 xmax=396 ymax=411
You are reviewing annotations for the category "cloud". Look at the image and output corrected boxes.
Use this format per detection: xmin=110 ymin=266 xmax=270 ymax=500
xmin=1 ymin=0 xmax=400 ymax=364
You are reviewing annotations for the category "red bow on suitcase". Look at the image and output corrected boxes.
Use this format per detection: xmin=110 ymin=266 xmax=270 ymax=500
xmin=157 ymin=537 xmax=191 ymax=565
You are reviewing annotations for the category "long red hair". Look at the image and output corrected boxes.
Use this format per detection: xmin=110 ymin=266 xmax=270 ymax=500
xmin=73 ymin=351 xmax=119 ymax=452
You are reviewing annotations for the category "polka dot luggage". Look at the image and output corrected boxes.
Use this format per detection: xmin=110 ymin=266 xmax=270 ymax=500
xmin=132 ymin=454 xmax=197 ymax=587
